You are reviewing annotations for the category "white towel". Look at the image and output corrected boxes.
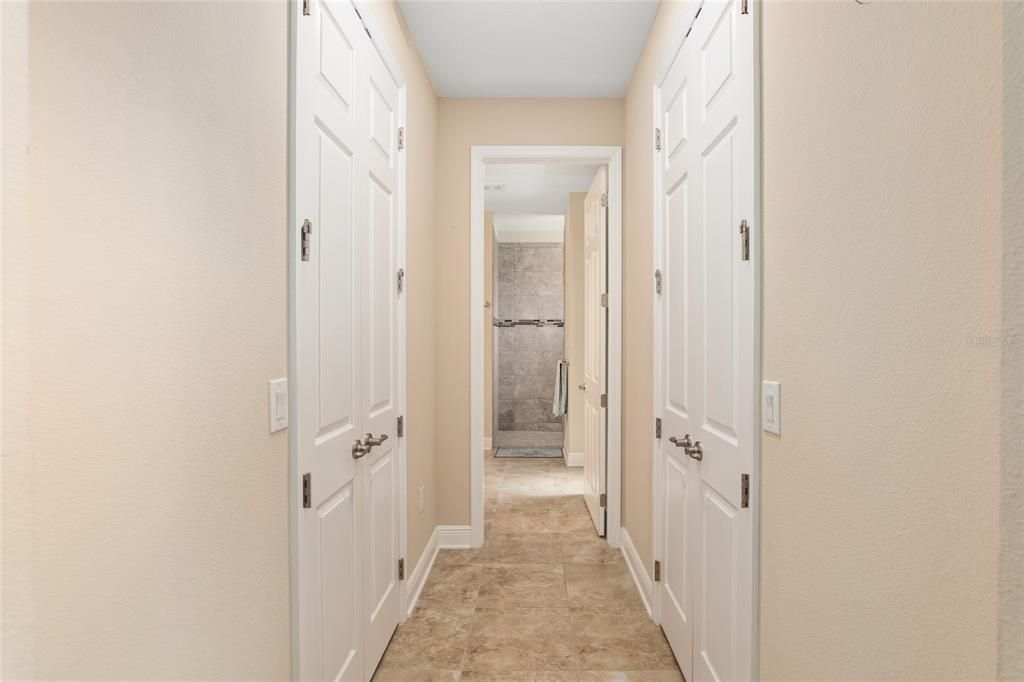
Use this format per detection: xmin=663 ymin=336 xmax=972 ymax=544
xmin=552 ymin=360 xmax=569 ymax=417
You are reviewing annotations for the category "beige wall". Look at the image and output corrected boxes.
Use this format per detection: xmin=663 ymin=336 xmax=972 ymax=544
xmin=434 ymin=99 xmax=624 ymax=524
xmin=24 ymin=4 xmax=290 ymax=677
xmin=1001 ymin=1 xmax=1023 ymax=679
xmin=362 ymin=0 xmax=440 ymax=571
xmin=760 ymin=3 xmax=1002 ymax=678
xmin=563 ymin=192 xmax=586 ymax=456
xmin=10 ymin=1 xmax=437 ymax=677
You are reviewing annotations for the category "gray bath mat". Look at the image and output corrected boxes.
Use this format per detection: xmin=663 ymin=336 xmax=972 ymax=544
xmin=495 ymin=447 xmax=564 ymax=459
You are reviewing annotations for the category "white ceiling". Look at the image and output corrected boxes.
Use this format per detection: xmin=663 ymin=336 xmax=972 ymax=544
xmin=493 ymin=213 xmax=565 ymax=243
xmin=485 ymin=163 xmax=600 ymax=214
xmin=396 ymin=1 xmax=660 ymax=97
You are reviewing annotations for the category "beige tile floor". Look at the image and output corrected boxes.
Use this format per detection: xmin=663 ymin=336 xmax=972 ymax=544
xmin=374 ymin=452 xmax=683 ymax=681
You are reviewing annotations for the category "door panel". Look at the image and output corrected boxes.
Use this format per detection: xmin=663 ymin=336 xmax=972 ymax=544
xmin=655 ymin=1 xmax=755 ymax=680
xmin=297 ymin=0 xmax=403 ymax=680
xmin=582 ymin=168 xmax=608 ymax=536
xmin=320 ymin=484 xmax=360 ymax=681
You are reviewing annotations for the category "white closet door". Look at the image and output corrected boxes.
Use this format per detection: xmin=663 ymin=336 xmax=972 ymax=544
xmin=360 ymin=32 xmax=402 ymax=675
xmin=295 ymin=0 xmax=369 ymax=678
xmin=295 ymin=1 xmax=403 ymax=679
xmin=655 ymin=1 xmax=756 ymax=681
xmin=582 ymin=168 xmax=608 ymax=536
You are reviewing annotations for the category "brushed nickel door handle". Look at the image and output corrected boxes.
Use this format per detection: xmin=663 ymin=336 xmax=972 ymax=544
xmin=578 ymin=384 xmax=586 ymax=391
xmin=364 ymin=433 xmax=389 ymax=448
xmin=686 ymin=441 xmax=703 ymax=461
xmin=352 ymin=440 xmax=370 ymax=459
xmin=668 ymin=434 xmax=693 ymax=449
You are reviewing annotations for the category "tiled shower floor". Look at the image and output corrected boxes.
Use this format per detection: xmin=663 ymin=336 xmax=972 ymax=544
xmin=372 ymin=451 xmax=683 ymax=681
xmin=494 ymin=430 xmax=564 ymax=449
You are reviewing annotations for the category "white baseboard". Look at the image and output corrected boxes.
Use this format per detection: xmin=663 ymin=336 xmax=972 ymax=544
xmin=483 ymin=437 xmax=493 ymax=450
xmin=437 ymin=525 xmax=473 ymax=549
xmin=565 ymin=451 xmax=584 ymax=467
xmin=620 ymin=527 xmax=654 ymax=617
xmin=404 ymin=527 xmax=439 ymax=619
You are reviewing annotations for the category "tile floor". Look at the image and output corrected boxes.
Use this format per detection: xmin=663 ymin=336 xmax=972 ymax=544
xmin=373 ymin=452 xmax=683 ymax=681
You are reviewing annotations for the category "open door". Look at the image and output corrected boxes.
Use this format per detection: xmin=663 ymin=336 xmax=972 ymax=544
xmin=582 ymin=167 xmax=608 ymax=536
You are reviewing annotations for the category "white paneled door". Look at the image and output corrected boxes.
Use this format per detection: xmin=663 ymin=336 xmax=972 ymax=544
xmin=294 ymin=0 xmax=404 ymax=680
xmin=654 ymin=1 xmax=756 ymax=681
xmin=582 ymin=168 xmax=608 ymax=536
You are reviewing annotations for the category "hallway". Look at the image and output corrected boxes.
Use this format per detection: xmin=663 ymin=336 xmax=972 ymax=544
xmin=373 ymin=453 xmax=683 ymax=681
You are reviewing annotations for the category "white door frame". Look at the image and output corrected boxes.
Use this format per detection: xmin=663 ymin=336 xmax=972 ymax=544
xmin=648 ymin=1 xmax=762 ymax=678
xmin=287 ymin=2 xmax=408 ymax=679
xmin=469 ymin=145 xmax=623 ymax=548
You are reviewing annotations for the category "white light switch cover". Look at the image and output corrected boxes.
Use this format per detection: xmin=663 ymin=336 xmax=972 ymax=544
xmin=762 ymin=381 xmax=781 ymax=435
xmin=269 ymin=378 xmax=289 ymax=433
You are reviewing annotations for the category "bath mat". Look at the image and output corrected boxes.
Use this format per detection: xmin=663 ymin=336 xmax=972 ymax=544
xmin=495 ymin=447 xmax=564 ymax=459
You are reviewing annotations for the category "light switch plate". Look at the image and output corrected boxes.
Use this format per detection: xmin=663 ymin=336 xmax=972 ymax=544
xmin=762 ymin=381 xmax=781 ymax=435
xmin=269 ymin=378 xmax=289 ymax=434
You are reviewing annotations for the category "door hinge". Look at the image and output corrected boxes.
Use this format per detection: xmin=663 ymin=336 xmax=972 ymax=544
xmin=397 ymin=268 xmax=405 ymax=293
xmin=740 ymin=219 xmax=750 ymax=261
xmin=741 ymin=0 xmax=749 ymax=14
xmin=301 ymin=219 xmax=312 ymax=262
xmin=302 ymin=0 xmax=310 ymax=15
xmin=600 ymin=292 xmax=608 ymax=308
xmin=600 ymin=393 xmax=607 ymax=408
xmin=302 ymin=473 xmax=312 ymax=508
xmin=599 ymin=492 xmax=607 ymax=508
xmin=655 ymin=269 xmax=663 ymax=295
xmin=398 ymin=558 xmax=405 ymax=580
xmin=741 ymin=473 xmax=750 ymax=508
xmin=600 ymin=193 xmax=608 ymax=208
xmin=655 ymin=127 xmax=662 ymax=152
xmin=655 ymin=417 xmax=662 ymax=439
xmin=397 ymin=126 xmax=405 ymax=151
xmin=397 ymin=415 xmax=404 ymax=437
xmin=654 ymin=560 xmax=662 ymax=582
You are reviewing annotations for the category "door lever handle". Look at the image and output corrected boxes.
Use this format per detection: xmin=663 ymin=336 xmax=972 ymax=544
xmin=352 ymin=440 xmax=370 ymax=459
xmin=578 ymin=384 xmax=586 ymax=391
xmin=364 ymin=433 xmax=389 ymax=448
xmin=668 ymin=434 xmax=693 ymax=449
xmin=686 ymin=441 xmax=703 ymax=461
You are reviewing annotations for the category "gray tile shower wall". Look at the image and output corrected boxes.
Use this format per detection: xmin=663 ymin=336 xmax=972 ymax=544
xmin=495 ymin=243 xmax=565 ymax=433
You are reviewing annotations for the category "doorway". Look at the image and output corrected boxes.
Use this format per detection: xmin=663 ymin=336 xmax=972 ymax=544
xmin=470 ymin=146 xmax=623 ymax=548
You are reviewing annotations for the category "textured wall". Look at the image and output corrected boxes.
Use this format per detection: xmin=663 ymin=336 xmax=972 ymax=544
xmin=1000 ymin=1 xmax=1024 ymax=678
xmin=759 ymin=2 xmax=1002 ymax=678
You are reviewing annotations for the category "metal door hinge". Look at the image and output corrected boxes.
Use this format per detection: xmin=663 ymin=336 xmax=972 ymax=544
xmin=397 ymin=127 xmax=405 ymax=151
xmin=741 ymin=0 xmax=749 ymax=14
xmin=397 ymin=268 xmax=405 ymax=293
xmin=302 ymin=0 xmax=310 ymax=15
xmin=655 ymin=417 xmax=662 ymax=439
xmin=600 ymin=293 xmax=608 ymax=308
xmin=741 ymin=474 xmax=750 ymax=508
xmin=398 ymin=558 xmax=405 ymax=580
xmin=599 ymin=493 xmax=607 ymax=508
xmin=397 ymin=415 xmax=404 ymax=437
xmin=740 ymin=219 xmax=750 ymax=261
xmin=655 ymin=269 xmax=663 ymax=295
xmin=600 ymin=193 xmax=608 ymax=208
xmin=655 ymin=128 xmax=662 ymax=152
xmin=654 ymin=560 xmax=662 ymax=582
xmin=301 ymin=219 xmax=312 ymax=262
xmin=600 ymin=393 xmax=608 ymax=408
xmin=302 ymin=473 xmax=312 ymax=508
